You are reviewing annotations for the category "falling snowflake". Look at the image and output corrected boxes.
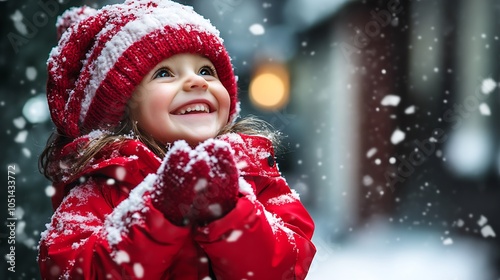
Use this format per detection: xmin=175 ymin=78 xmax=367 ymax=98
xmin=479 ymin=103 xmax=491 ymax=116
xmin=14 ymin=130 xmax=28 ymax=143
xmin=443 ymin=237 xmax=453 ymax=245
xmin=249 ymin=23 xmax=265 ymax=35
xmin=366 ymin=147 xmax=377 ymax=158
xmin=390 ymin=128 xmax=406 ymax=145
xmin=481 ymin=78 xmax=496 ymax=94
xmin=133 ymin=263 xmax=144 ymax=278
xmin=13 ymin=117 xmax=26 ymax=129
xmin=26 ymin=66 xmax=37 ymax=81
xmin=477 ymin=215 xmax=488 ymax=226
xmin=480 ymin=225 xmax=496 ymax=238
xmin=226 ymin=230 xmax=243 ymax=242
xmin=404 ymin=105 xmax=415 ymax=114
xmin=381 ymin=95 xmax=401 ymax=107
xmin=45 ymin=186 xmax=56 ymax=197
xmin=362 ymin=175 xmax=373 ymax=186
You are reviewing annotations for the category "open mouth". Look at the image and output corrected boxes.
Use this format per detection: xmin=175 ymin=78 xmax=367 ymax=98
xmin=172 ymin=102 xmax=212 ymax=115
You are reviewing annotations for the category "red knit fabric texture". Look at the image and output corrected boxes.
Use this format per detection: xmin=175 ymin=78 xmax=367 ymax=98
xmin=152 ymin=140 xmax=239 ymax=226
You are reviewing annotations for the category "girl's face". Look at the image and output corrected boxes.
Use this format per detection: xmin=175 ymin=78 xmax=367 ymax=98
xmin=130 ymin=53 xmax=230 ymax=146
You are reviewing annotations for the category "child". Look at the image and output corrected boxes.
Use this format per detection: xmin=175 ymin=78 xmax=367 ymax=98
xmin=38 ymin=0 xmax=316 ymax=279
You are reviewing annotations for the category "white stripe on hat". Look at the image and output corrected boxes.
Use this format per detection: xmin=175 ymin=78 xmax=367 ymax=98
xmin=79 ymin=1 xmax=222 ymax=123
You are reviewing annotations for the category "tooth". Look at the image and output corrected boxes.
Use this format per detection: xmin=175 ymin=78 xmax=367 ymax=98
xmin=180 ymin=110 xmax=185 ymax=115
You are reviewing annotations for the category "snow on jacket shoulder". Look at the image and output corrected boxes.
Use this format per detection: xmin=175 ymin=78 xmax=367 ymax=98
xmin=38 ymin=133 xmax=316 ymax=280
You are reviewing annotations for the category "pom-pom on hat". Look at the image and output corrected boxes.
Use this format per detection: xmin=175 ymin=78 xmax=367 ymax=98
xmin=47 ymin=0 xmax=239 ymax=138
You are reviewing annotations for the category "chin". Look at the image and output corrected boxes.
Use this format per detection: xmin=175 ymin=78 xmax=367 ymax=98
xmin=184 ymin=133 xmax=216 ymax=146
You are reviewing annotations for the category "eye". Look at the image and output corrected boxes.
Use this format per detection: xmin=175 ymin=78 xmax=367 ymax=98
xmin=199 ymin=65 xmax=217 ymax=77
xmin=153 ymin=68 xmax=173 ymax=79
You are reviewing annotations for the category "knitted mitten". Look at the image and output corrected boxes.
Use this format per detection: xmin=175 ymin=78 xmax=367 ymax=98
xmin=189 ymin=139 xmax=240 ymax=225
xmin=151 ymin=140 xmax=206 ymax=226
xmin=151 ymin=139 xmax=239 ymax=226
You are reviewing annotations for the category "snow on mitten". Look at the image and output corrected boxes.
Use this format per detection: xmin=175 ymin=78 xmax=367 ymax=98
xmin=151 ymin=140 xmax=210 ymax=226
xmin=189 ymin=139 xmax=240 ymax=225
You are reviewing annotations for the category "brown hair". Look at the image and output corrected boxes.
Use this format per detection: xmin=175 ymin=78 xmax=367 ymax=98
xmin=39 ymin=114 xmax=280 ymax=182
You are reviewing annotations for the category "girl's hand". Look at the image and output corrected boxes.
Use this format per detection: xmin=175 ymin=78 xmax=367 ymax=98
xmin=151 ymin=140 xmax=202 ymax=226
xmin=151 ymin=139 xmax=239 ymax=226
xmin=189 ymin=139 xmax=239 ymax=225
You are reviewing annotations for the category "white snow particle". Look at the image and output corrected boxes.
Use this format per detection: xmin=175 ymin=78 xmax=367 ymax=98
xmin=366 ymin=147 xmax=377 ymax=158
xmin=481 ymin=78 xmax=496 ymax=94
xmin=45 ymin=186 xmax=56 ymax=197
xmin=22 ymin=148 xmax=31 ymax=158
xmin=479 ymin=103 xmax=491 ymax=116
xmin=390 ymin=128 xmax=406 ymax=145
xmin=22 ymin=94 xmax=50 ymax=123
xmin=236 ymin=160 xmax=249 ymax=170
xmin=481 ymin=225 xmax=496 ymax=238
xmin=133 ymin=263 xmax=144 ymax=278
xmin=114 ymin=250 xmax=130 ymax=265
xmin=194 ymin=178 xmax=208 ymax=192
xmin=457 ymin=219 xmax=464 ymax=227
xmin=267 ymin=193 xmax=298 ymax=205
xmin=10 ymin=10 xmax=29 ymax=35
xmin=249 ymin=23 xmax=265 ymax=35
xmin=226 ymin=230 xmax=243 ymax=242
xmin=404 ymin=105 xmax=416 ymax=114
xmin=443 ymin=237 xmax=453 ymax=245
xmin=477 ymin=215 xmax=488 ymax=227
xmin=13 ymin=117 xmax=26 ymax=129
xmin=208 ymin=203 xmax=222 ymax=217
xmin=14 ymin=130 xmax=28 ymax=143
xmin=26 ymin=67 xmax=37 ymax=81
xmin=238 ymin=178 xmax=255 ymax=197
xmin=381 ymin=95 xmax=401 ymax=106
xmin=362 ymin=175 xmax=373 ymax=186
xmin=115 ymin=167 xmax=127 ymax=181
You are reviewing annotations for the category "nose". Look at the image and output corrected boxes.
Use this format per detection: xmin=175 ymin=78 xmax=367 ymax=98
xmin=183 ymin=73 xmax=208 ymax=92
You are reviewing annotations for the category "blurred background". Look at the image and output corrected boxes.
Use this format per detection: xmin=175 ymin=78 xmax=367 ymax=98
xmin=1 ymin=0 xmax=500 ymax=279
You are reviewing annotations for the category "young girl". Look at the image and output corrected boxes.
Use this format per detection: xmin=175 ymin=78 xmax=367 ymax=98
xmin=38 ymin=1 xmax=316 ymax=279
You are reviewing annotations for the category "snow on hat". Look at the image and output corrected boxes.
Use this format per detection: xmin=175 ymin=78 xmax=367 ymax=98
xmin=47 ymin=0 xmax=239 ymax=138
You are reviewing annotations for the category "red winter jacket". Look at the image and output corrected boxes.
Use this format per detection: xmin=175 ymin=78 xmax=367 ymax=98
xmin=38 ymin=133 xmax=316 ymax=280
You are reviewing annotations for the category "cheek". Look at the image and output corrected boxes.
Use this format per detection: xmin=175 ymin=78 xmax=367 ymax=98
xmin=144 ymin=90 xmax=172 ymax=117
xmin=215 ymin=87 xmax=231 ymax=112
xmin=132 ymin=92 xmax=171 ymax=132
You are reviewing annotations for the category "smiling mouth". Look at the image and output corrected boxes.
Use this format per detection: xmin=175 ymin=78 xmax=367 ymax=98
xmin=173 ymin=103 xmax=211 ymax=115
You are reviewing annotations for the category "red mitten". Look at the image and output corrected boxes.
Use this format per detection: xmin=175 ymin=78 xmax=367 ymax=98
xmin=151 ymin=140 xmax=210 ymax=226
xmin=189 ymin=139 xmax=240 ymax=225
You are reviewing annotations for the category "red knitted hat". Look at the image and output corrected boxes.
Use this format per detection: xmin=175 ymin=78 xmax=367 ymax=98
xmin=47 ymin=0 xmax=239 ymax=138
